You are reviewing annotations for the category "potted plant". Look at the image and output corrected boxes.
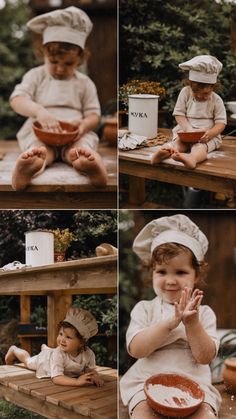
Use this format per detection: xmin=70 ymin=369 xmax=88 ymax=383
xmin=211 ymin=330 xmax=236 ymax=386
xmin=49 ymin=228 xmax=76 ymax=262
xmin=118 ymin=79 xmax=166 ymax=127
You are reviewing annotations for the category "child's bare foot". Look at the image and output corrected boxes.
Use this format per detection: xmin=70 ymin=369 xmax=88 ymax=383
xmin=5 ymin=345 xmax=17 ymax=365
xmin=151 ymin=147 xmax=173 ymax=165
xmin=68 ymin=147 xmax=107 ymax=187
xmin=172 ymin=151 xmax=197 ymax=169
xmin=12 ymin=147 xmax=47 ymax=190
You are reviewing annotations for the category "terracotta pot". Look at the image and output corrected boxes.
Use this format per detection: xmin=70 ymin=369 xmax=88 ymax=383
xmin=178 ymin=131 xmax=205 ymax=143
xmin=54 ymin=252 xmax=66 ymax=263
xmin=223 ymin=358 xmax=236 ymax=394
xmin=102 ymin=117 xmax=117 ymax=146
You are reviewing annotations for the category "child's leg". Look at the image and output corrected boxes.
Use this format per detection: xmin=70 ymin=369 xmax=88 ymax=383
xmin=151 ymin=139 xmax=187 ymax=165
xmin=12 ymin=146 xmax=56 ymax=191
xmin=188 ymin=402 xmax=216 ymax=418
xmin=5 ymin=345 xmax=30 ymax=366
xmin=63 ymin=132 xmax=107 ymax=186
xmin=131 ymin=401 xmax=162 ymax=418
xmin=172 ymin=143 xmax=207 ymax=169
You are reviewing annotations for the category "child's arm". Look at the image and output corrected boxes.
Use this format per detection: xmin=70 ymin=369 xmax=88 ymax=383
xmin=200 ymin=123 xmax=226 ymax=142
xmin=70 ymin=113 xmax=100 ymax=138
xmin=52 ymin=372 xmax=98 ymax=386
xmin=175 ymin=115 xmax=193 ymax=132
xmin=10 ymin=96 xmax=62 ymax=131
xmin=182 ymin=288 xmax=216 ymax=364
xmin=129 ymin=301 xmax=185 ymax=359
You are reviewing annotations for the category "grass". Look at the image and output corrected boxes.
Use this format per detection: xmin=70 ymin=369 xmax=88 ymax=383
xmin=0 ymin=401 xmax=44 ymax=418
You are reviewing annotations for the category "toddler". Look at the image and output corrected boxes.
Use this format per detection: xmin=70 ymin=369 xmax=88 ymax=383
xmin=151 ymin=55 xmax=227 ymax=169
xmin=120 ymin=214 xmax=221 ymax=418
xmin=10 ymin=6 xmax=107 ymax=190
xmin=5 ymin=307 xmax=104 ymax=387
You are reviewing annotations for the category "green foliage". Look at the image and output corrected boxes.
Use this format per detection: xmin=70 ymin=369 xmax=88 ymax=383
xmin=120 ymin=0 xmax=236 ymax=116
xmin=73 ymin=295 xmax=117 ymax=368
xmin=0 ymin=400 xmax=43 ymax=418
xmin=30 ymin=305 xmax=47 ymax=328
xmin=0 ymin=0 xmax=35 ymax=139
xmin=73 ymin=295 xmax=117 ymax=336
xmin=0 ymin=210 xmax=117 ymax=266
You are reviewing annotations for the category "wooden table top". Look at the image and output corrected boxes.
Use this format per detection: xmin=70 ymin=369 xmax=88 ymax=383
xmin=0 ymin=365 xmax=117 ymax=419
xmin=0 ymin=140 xmax=117 ymax=192
xmin=119 ymin=137 xmax=236 ymax=181
xmin=0 ymin=256 xmax=117 ymax=295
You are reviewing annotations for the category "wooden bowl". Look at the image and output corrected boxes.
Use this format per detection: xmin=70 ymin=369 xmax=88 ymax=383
xmin=144 ymin=373 xmax=204 ymax=417
xmin=178 ymin=131 xmax=205 ymax=142
xmin=33 ymin=121 xmax=79 ymax=146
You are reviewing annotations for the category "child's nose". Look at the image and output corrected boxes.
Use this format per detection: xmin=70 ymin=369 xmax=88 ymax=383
xmin=56 ymin=65 xmax=65 ymax=74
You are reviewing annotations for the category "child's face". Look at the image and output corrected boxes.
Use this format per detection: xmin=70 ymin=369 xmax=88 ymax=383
xmin=44 ymin=51 xmax=80 ymax=80
xmin=152 ymin=251 xmax=197 ymax=304
xmin=57 ymin=326 xmax=83 ymax=356
xmin=190 ymin=82 xmax=213 ymax=102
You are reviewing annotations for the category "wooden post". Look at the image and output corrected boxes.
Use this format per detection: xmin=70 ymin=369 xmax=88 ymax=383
xmin=19 ymin=296 xmax=31 ymax=353
xmin=47 ymin=293 xmax=72 ymax=347
xmin=129 ymin=176 xmax=145 ymax=205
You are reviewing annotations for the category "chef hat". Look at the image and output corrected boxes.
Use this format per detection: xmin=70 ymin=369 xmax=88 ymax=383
xmin=179 ymin=55 xmax=222 ymax=84
xmin=64 ymin=307 xmax=98 ymax=341
xmin=27 ymin=6 xmax=93 ymax=50
xmin=133 ymin=214 xmax=208 ymax=263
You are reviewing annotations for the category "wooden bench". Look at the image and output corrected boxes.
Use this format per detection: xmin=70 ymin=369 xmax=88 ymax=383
xmin=0 ymin=364 xmax=117 ymax=419
xmin=119 ymin=384 xmax=236 ymax=419
xmin=0 ymin=140 xmax=117 ymax=209
xmin=119 ymin=131 xmax=236 ymax=208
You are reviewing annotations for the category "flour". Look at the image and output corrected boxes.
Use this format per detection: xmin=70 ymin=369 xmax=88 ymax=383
xmin=148 ymin=384 xmax=199 ymax=408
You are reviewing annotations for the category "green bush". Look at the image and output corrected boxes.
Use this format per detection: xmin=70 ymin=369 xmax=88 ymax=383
xmin=0 ymin=1 xmax=34 ymax=139
xmin=120 ymin=0 xmax=236 ymax=116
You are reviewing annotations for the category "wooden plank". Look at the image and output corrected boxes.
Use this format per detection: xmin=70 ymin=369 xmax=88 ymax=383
xmin=0 ymin=191 xmax=117 ymax=209
xmin=129 ymin=176 xmax=145 ymax=205
xmin=0 ymin=385 xmax=86 ymax=419
xmin=47 ymin=293 xmax=72 ymax=347
xmin=0 ymin=256 xmax=117 ymax=295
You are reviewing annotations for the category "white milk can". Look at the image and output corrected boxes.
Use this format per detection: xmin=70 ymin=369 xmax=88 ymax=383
xmin=128 ymin=94 xmax=159 ymax=138
xmin=25 ymin=231 xmax=54 ymax=266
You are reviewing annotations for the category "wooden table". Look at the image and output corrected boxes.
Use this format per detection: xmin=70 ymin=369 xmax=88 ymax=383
xmin=0 ymin=140 xmax=117 ymax=209
xmin=119 ymin=134 xmax=236 ymax=208
xmin=0 ymin=256 xmax=117 ymax=348
xmin=0 ymin=364 xmax=117 ymax=418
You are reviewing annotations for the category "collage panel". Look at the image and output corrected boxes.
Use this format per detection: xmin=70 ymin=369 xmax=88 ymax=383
xmin=119 ymin=1 xmax=236 ymax=210
xmin=119 ymin=210 xmax=236 ymax=418
xmin=0 ymin=0 xmax=117 ymax=210
xmin=0 ymin=209 xmax=117 ymax=418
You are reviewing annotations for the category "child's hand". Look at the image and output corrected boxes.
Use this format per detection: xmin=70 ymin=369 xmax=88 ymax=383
xmin=199 ymin=130 xmax=213 ymax=142
xmin=90 ymin=372 xmax=104 ymax=387
xmin=69 ymin=119 xmax=88 ymax=140
xmin=181 ymin=287 xmax=203 ymax=325
xmin=76 ymin=372 xmax=95 ymax=386
xmin=36 ymin=108 xmax=62 ymax=133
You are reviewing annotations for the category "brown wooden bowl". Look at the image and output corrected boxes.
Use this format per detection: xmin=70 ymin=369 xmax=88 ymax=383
xmin=178 ymin=131 xmax=205 ymax=142
xmin=144 ymin=373 xmax=204 ymax=417
xmin=33 ymin=121 xmax=79 ymax=146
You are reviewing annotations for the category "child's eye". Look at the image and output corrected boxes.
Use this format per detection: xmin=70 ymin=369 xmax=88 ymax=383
xmin=176 ymin=270 xmax=187 ymax=275
xmin=156 ymin=269 xmax=166 ymax=275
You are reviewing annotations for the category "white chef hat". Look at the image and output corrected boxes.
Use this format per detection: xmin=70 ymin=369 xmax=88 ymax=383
xmin=64 ymin=307 xmax=98 ymax=341
xmin=133 ymin=214 xmax=208 ymax=263
xmin=27 ymin=6 xmax=93 ymax=50
xmin=179 ymin=55 xmax=222 ymax=84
